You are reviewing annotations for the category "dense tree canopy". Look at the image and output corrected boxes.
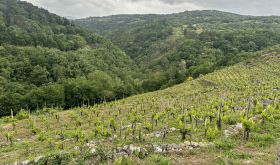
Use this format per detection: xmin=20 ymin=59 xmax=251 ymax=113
xmin=0 ymin=44 xmax=141 ymax=116
xmin=77 ymin=10 xmax=280 ymax=90
xmin=0 ymin=0 xmax=141 ymax=116
xmin=1 ymin=1 xmax=280 ymax=116
xmin=0 ymin=0 xmax=95 ymax=51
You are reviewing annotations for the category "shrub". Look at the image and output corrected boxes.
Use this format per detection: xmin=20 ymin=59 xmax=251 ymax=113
xmin=143 ymin=122 xmax=152 ymax=132
xmin=16 ymin=110 xmax=29 ymax=120
xmin=206 ymin=127 xmax=219 ymax=141
xmin=222 ymin=116 xmax=238 ymax=125
xmin=93 ymin=146 xmax=111 ymax=163
xmin=36 ymin=153 xmax=72 ymax=165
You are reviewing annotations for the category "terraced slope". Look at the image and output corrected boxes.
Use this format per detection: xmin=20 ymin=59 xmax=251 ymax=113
xmin=0 ymin=48 xmax=279 ymax=164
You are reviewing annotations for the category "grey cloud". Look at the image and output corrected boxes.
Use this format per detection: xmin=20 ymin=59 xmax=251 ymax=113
xmin=129 ymin=0 xmax=186 ymax=4
xmin=131 ymin=0 xmax=280 ymax=16
xmin=23 ymin=0 xmax=280 ymax=18
xmin=185 ymin=0 xmax=280 ymax=16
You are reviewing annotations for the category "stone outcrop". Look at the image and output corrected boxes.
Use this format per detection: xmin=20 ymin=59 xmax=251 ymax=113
xmin=224 ymin=123 xmax=243 ymax=137
xmin=144 ymin=127 xmax=179 ymax=138
xmin=152 ymin=141 xmax=214 ymax=153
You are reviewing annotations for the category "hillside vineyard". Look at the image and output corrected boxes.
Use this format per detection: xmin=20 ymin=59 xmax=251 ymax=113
xmin=1 ymin=49 xmax=279 ymax=164
xmin=0 ymin=0 xmax=280 ymax=164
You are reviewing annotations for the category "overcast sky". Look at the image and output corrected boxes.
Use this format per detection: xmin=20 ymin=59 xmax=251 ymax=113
xmin=23 ymin=0 xmax=280 ymax=18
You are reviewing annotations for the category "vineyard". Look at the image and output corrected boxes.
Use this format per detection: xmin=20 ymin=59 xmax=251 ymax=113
xmin=0 ymin=50 xmax=279 ymax=164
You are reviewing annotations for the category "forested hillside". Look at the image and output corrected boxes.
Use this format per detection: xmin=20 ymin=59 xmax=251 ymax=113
xmin=1 ymin=1 xmax=280 ymax=118
xmin=76 ymin=10 xmax=280 ymax=90
xmin=0 ymin=0 xmax=140 ymax=116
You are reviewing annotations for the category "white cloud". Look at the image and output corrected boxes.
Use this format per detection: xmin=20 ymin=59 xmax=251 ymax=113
xmin=23 ymin=0 xmax=203 ymax=18
xmin=23 ymin=0 xmax=280 ymax=18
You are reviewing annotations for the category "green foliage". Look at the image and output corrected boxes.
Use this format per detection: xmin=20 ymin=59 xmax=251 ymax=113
xmin=224 ymin=150 xmax=253 ymax=160
xmin=47 ymin=137 xmax=54 ymax=149
xmin=215 ymin=138 xmax=236 ymax=150
xmin=114 ymin=156 xmax=134 ymax=165
xmin=145 ymin=154 xmax=170 ymax=165
xmin=56 ymin=140 xmax=63 ymax=150
xmin=15 ymin=110 xmax=29 ymax=120
xmin=254 ymin=101 xmax=263 ymax=114
xmin=1 ymin=1 xmax=280 ymax=117
xmin=248 ymin=134 xmax=276 ymax=147
xmin=37 ymin=131 xmax=47 ymax=142
xmin=76 ymin=10 xmax=280 ymax=90
xmin=261 ymin=105 xmax=275 ymax=124
xmin=242 ymin=118 xmax=254 ymax=130
xmin=0 ymin=0 xmax=92 ymax=51
xmin=0 ymin=46 xmax=279 ymax=164
xmin=0 ymin=0 xmax=141 ymax=116
xmin=0 ymin=43 xmax=140 ymax=116
xmin=143 ymin=122 xmax=152 ymax=132
xmin=22 ymin=141 xmax=31 ymax=156
xmin=110 ymin=118 xmax=118 ymax=131
xmin=206 ymin=127 xmax=219 ymax=141
xmin=31 ymin=152 xmax=72 ymax=165
xmin=4 ymin=131 xmax=15 ymax=146
xmin=0 ymin=3 xmax=280 ymax=164
xmin=93 ymin=146 xmax=111 ymax=163
xmin=222 ymin=115 xmax=238 ymax=125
